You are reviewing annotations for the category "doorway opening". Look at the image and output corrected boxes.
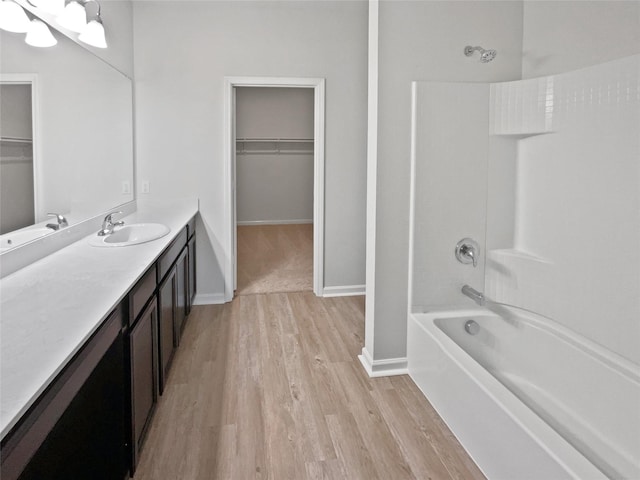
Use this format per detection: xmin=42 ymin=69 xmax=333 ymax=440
xmin=235 ymin=87 xmax=314 ymax=295
xmin=223 ymin=77 xmax=325 ymax=301
xmin=0 ymin=74 xmax=39 ymax=234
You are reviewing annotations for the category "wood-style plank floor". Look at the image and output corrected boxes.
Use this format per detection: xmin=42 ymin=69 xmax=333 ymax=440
xmin=236 ymin=224 xmax=313 ymax=296
xmin=134 ymin=294 xmax=485 ymax=480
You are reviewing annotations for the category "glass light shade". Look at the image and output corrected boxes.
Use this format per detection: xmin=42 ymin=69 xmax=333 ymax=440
xmin=25 ymin=18 xmax=57 ymax=47
xmin=30 ymin=0 xmax=65 ymax=15
xmin=56 ymin=0 xmax=86 ymax=33
xmin=78 ymin=17 xmax=106 ymax=48
xmin=0 ymin=1 xmax=31 ymax=33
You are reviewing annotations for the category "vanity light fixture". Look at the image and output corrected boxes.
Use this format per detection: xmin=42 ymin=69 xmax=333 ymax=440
xmin=27 ymin=0 xmax=65 ymax=15
xmin=55 ymin=0 xmax=86 ymax=33
xmin=0 ymin=0 xmax=31 ymax=33
xmin=25 ymin=17 xmax=57 ymax=46
xmin=78 ymin=0 xmax=106 ymax=48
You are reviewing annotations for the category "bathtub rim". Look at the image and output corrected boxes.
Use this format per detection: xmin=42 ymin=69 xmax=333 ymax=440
xmin=408 ymin=307 xmax=610 ymax=480
xmin=414 ymin=304 xmax=640 ymax=383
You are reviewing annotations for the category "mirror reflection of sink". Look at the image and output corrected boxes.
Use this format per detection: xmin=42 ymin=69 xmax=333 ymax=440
xmin=0 ymin=227 xmax=54 ymax=252
xmin=88 ymin=223 xmax=170 ymax=247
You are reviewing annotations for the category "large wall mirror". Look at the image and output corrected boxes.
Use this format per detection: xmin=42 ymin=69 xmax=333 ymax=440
xmin=0 ymin=18 xmax=133 ymax=247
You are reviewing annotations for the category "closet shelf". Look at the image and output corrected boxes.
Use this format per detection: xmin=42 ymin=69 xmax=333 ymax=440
xmin=1 ymin=136 xmax=33 ymax=145
xmin=236 ymin=138 xmax=314 ymax=155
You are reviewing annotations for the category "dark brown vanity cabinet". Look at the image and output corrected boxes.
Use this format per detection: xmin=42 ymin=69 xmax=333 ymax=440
xmin=0 ymin=215 xmax=198 ymax=479
xmin=156 ymin=223 xmax=192 ymax=394
xmin=126 ymin=275 xmax=159 ymax=474
xmin=158 ymin=265 xmax=177 ymax=393
xmin=128 ymin=216 xmax=196 ymax=470
xmin=1 ymin=308 xmax=127 ymax=480
xmin=187 ymin=222 xmax=197 ymax=314
xmin=175 ymin=247 xmax=188 ymax=341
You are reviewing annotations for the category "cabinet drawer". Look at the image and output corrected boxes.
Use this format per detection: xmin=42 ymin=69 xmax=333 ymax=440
xmin=130 ymin=265 xmax=157 ymax=323
xmin=157 ymin=228 xmax=187 ymax=282
xmin=187 ymin=216 xmax=196 ymax=240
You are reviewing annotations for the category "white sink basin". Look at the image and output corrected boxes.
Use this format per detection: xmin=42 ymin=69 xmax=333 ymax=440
xmin=0 ymin=227 xmax=54 ymax=252
xmin=88 ymin=223 xmax=170 ymax=247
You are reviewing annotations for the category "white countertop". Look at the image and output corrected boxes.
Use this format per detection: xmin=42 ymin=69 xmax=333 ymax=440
xmin=0 ymin=199 xmax=198 ymax=439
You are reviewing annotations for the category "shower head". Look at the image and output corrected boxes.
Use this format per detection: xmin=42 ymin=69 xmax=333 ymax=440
xmin=464 ymin=45 xmax=497 ymax=63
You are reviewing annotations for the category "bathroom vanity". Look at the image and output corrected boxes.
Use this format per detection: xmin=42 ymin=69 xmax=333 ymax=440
xmin=0 ymin=202 xmax=198 ymax=479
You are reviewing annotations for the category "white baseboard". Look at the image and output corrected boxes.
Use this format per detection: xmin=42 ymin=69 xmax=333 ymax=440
xmin=322 ymin=284 xmax=366 ymax=297
xmin=193 ymin=293 xmax=226 ymax=305
xmin=237 ymin=219 xmax=313 ymax=226
xmin=358 ymin=347 xmax=408 ymax=378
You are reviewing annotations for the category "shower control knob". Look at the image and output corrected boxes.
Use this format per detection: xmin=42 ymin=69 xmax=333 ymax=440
xmin=455 ymin=238 xmax=480 ymax=267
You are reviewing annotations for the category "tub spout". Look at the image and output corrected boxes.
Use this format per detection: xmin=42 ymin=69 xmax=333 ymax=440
xmin=462 ymin=285 xmax=485 ymax=306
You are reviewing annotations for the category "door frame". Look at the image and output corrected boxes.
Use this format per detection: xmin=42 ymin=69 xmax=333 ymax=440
xmin=223 ymin=76 xmax=326 ymax=301
xmin=1 ymin=73 xmax=41 ymax=223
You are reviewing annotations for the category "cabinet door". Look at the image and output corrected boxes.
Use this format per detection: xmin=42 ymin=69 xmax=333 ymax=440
xmin=2 ymin=310 xmax=125 ymax=480
xmin=128 ymin=299 xmax=158 ymax=473
xmin=187 ymin=235 xmax=196 ymax=314
xmin=158 ymin=266 xmax=176 ymax=393
xmin=175 ymin=247 xmax=188 ymax=344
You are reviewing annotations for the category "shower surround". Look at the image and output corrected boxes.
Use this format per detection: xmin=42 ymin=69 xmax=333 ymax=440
xmin=407 ymin=55 xmax=640 ymax=479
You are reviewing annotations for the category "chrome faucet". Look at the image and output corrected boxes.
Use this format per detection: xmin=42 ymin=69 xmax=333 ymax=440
xmin=98 ymin=211 xmax=125 ymax=236
xmin=46 ymin=213 xmax=69 ymax=231
xmin=455 ymin=238 xmax=480 ymax=267
xmin=462 ymin=285 xmax=486 ymax=306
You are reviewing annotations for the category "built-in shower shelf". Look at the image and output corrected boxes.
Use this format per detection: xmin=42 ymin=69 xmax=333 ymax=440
xmin=236 ymin=138 xmax=314 ymax=155
xmin=488 ymin=248 xmax=552 ymax=265
xmin=0 ymin=137 xmax=33 ymax=164
xmin=0 ymin=136 xmax=32 ymax=145
xmin=490 ymin=131 xmax=553 ymax=139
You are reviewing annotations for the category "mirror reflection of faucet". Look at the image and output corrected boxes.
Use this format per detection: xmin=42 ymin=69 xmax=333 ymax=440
xmin=455 ymin=238 xmax=479 ymax=267
xmin=46 ymin=213 xmax=69 ymax=231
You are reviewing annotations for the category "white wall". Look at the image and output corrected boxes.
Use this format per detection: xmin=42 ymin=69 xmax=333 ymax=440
xmin=368 ymin=0 xmax=523 ymax=361
xmin=517 ymin=1 xmax=640 ymax=365
xmin=91 ymin=0 xmax=134 ymax=78
xmin=0 ymin=29 xmax=133 ymax=224
xmin=133 ymin=1 xmax=368 ymax=299
xmin=485 ymin=55 xmax=640 ymax=365
xmin=16 ymin=0 xmax=135 ymax=78
xmin=236 ymin=87 xmax=314 ymax=224
xmin=406 ymin=0 xmax=640 ymax=366
xmin=522 ymin=1 xmax=640 ymax=79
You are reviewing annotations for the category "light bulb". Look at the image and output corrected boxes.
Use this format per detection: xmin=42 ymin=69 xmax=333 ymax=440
xmin=78 ymin=16 xmax=106 ymax=48
xmin=56 ymin=0 xmax=86 ymax=33
xmin=0 ymin=0 xmax=31 ymax=33
xmin=25 ymin=18 xmax=57 ymax=47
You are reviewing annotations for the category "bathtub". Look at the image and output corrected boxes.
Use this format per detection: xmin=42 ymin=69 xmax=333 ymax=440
xmin=407 ymin=307 xmax=640 ymax=480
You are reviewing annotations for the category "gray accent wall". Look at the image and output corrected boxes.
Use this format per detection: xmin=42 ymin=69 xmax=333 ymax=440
xmin=133 ymin=1 xmax=368 ymax=297
xmin=522 ymin=1 xmax=640 ymax=79
xmin=370 ymin=0 xmax=524 ymax=361
xmin=236 ymin=87 xmax=314 ymax=224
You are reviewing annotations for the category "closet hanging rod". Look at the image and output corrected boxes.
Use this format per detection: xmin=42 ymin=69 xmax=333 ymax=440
xmin=0 ymin=136 xmax=33 ymax=144
xmin=236 ymin=137 xmax=313 ymax=143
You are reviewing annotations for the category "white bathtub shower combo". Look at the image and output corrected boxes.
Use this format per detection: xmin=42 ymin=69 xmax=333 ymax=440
xmin=408 ymin=308 xmax=639 ymax=479
xmin=407 ymin=55 xmax=640 ymax=479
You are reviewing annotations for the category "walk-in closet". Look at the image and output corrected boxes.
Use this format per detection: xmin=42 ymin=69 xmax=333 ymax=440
xmin=235 ymin=86 xmax=314 ymax=295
